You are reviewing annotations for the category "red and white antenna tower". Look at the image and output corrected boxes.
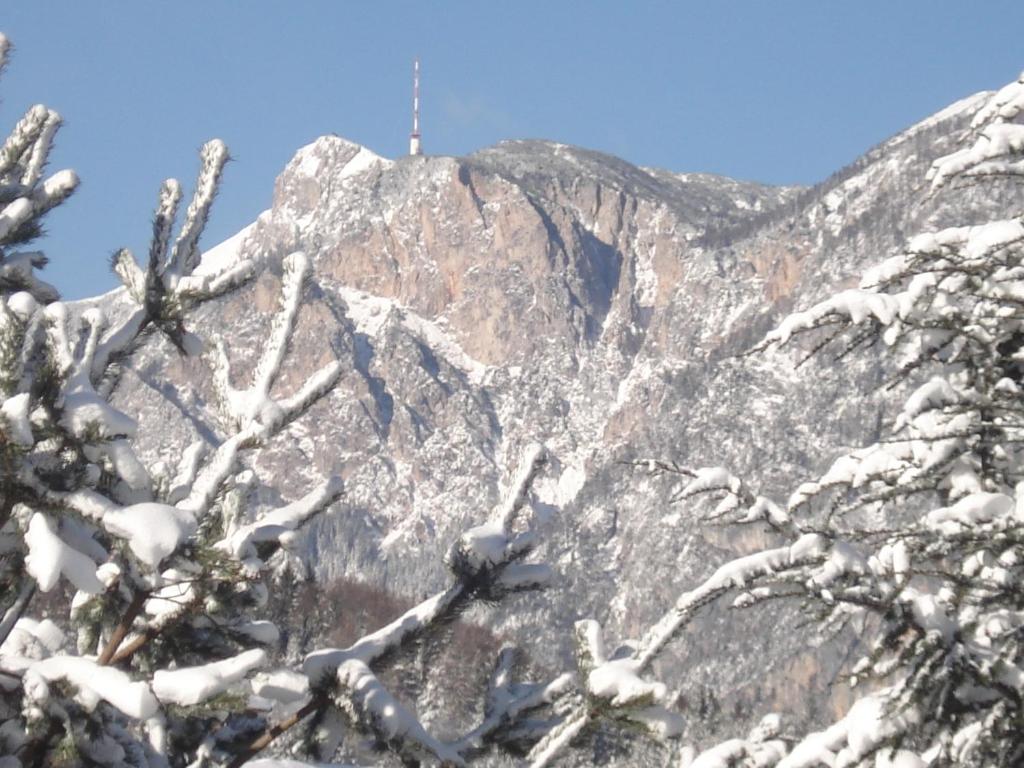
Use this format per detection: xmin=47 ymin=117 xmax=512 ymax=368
xmin=409 ymin=58 xmax=422 ymax=156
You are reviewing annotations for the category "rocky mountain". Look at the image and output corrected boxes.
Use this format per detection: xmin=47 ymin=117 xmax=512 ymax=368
xmin=95 ymin=89 xmax=1024 ymax=758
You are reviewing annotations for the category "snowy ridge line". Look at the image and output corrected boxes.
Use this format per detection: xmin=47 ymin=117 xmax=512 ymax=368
xmin=337 ymin=145 xmax=392 ymax=180
xmin=895 ymin=91 xmax=991 ymax=143
xmin=335 ymin=284 xmax=489 ymax=384
xmin=193 ymin=218 xmax=262 ymax=276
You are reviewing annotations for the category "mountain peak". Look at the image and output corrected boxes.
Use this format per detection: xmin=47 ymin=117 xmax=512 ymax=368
xmin=120 ymin=86 xmax=1024 ymax=745
xmin=285 ymin=135 xmax=393 ymax=182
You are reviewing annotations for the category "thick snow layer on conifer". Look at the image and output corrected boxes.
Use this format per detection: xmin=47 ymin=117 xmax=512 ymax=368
xmin=0 ymin=197 xmax=32 ymax=239
xmin=497 ymin=562 xmax=553 ymax=590
xmin=16 ymin=619 xmax=64 ymax=654
xmin=6 ymin=290 xmax=38 ymax=319
xmin=251 ymin=669 xmax=309 ymax=703
xmin=688 ymin=718 xmax=788 ymax=768
xmin=0 ymin=618 xmax=65 ymax=675
xmin=0 ymin=393 xmax=33 ymax=445
xmin=570 ymin=620 xmax=683 ymax=741
xmin=777 ymin=695 xmax=921 ymax=767
xmin=766 ymin=289 xmax=899 ymax=345
xmin=144 ymin=569 xmax=197 ymax=623
xmin=335 ymin=659 xmax=463 ymax=765
xmin=152 ymin=648 xmax=267 ymax=706
xmin=0 ymin=95 xmax=367 ymax=765
xmin=60 ymin=389 xmax=137 ymax=438
xmin=101 ymin=503 xmax=197 ymax=568
xmin=679 ymin=466 xmax=742 ymax=498
xmin=736 ymin=496 xmax=788 ymax=526
xmin=926 ymin=492 xmax=1014 ymax=533
xmin=637 ymin=534 xmax=830 ymax=666
xmin=457 ymin=519 xmax=508 ymax=568
xmin=303 ymin=585 xmax=465 ymax=682
xmin=899 ymin=377 xmax=958 ymax=427
xmin=588 ymin=654 xmax=666 ymax=707
xmin=30 ymin=656 xmax=159 ymax=719
xmin=96 ymin=437 xmax=151 ymax=490
xmin=972 ymin=73 xmax=1024 ymax=127
xmin=218 ymin=476 xmax=343 ymax=558
xmin=24 ymin=512 xmax=103 ymax=594
xmin=930 ymin=123 xmax=1024 ymax=188
xmin=907 ymin=219 xmax=1024 ymax=260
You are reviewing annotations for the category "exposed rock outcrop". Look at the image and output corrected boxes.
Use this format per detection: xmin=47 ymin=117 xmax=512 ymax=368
xmin=99 ymin=90 xmax=1024 ymax=756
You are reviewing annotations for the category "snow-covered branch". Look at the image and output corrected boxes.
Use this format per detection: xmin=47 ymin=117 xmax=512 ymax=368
xmin=333 ymin=659 xmax=464 ymax=766
xmin=93 ymin=140 xmax=256 ymax=379
xmin=232 ymin=444 xmax=557 ymax=765
xmin=208 ymin=251 xmax=340 ymax=440
xmin=0 ymin=39 xmax=354 ymax=767
xmin=455 ymin=647 xmax=574 ymax=756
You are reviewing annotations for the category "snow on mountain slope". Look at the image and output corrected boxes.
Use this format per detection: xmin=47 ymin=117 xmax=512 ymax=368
xmin=194 ymin=218 xmax=261 ymax=276
xmin=106 ymin=92 xmax=1024 ymax=754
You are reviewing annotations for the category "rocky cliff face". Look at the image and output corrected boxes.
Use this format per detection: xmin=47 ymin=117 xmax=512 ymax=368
xmin=102 ymin=90 xmax=1024 ymax=754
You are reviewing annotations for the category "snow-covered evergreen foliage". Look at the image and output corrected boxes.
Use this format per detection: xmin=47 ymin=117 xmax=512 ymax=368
xmin=615 ymin=73 xmax=1024 ymax=767
xmin=0 ymin=35 xmax=340 ymax=767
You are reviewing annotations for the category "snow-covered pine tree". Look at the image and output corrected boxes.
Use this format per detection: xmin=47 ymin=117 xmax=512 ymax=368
xmin=603 ymin=73 xmax=1024 ymax=767
xmin=0 ymin=32 xmax=351 ymax=766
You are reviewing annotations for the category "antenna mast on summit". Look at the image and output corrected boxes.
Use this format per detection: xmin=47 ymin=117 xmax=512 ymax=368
xmin=409 ymin=58 xmax=422 ymax=156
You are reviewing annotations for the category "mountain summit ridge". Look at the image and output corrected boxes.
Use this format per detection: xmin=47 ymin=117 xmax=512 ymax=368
xmin=105 ymin=86 xmax=1022 ymax=748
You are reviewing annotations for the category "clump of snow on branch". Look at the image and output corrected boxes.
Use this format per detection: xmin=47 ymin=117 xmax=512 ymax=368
xmin=334 ymin=659 xmax=465 ymax=766
xmin=684 ymin=714 xmax=786 ymax=768
xmin=153 ymin=648 xmax=267 ymax=707
xmin=26 ymin=655 xmax=160 ymax=719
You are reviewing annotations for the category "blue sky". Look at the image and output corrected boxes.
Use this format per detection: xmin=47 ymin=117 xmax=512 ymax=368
xmin=4 ymin=1 xmax=1024 ymax=299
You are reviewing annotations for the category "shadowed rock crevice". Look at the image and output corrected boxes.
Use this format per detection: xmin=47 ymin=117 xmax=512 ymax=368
xmin=577 ymin=227 xmax=624 ymax=341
